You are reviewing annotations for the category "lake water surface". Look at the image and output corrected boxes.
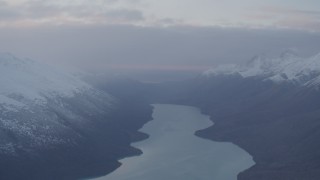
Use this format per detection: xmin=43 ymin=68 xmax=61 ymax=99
xmin=94 ymin=104 xmax=254 ymax=180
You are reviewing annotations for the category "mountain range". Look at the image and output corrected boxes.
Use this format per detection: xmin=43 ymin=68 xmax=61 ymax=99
xmin=1 ymin=51 xmax=320 ymax=180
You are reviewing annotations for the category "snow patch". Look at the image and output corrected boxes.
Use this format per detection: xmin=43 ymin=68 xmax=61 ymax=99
xmin=0 ymin=95 xmax=26 ymax=111
xmin=0 ymin=53 xmax=92 ymax=110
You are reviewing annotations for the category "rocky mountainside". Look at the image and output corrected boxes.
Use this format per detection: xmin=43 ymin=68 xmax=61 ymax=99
xmin=0 ymin=53 xmax=152 ymax=180
xmin=0 ymin=53 xmax=115 ymax=155
xmin=187 ymin=52 xmax=320 ymax=180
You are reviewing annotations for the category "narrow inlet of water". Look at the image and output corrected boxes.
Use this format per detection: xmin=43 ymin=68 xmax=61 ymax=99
xmin=93 ymin=104 xmax=255 ymax=180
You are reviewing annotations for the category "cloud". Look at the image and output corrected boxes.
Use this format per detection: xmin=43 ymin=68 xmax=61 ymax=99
xmin=248 ymin=6 xmax=320 ymax=31
xmin=0 ymin=0 xmax=146 ymax=26
xmin=103 ymin=9 xmax=144 ymax=22
xmin=0 ymin=1 xmax=21 ymax=20
xmin=0 ymin=0 xmax=320 ymax=32
xmin=1 ymin=25 xmax=320 ymax=74
xmin=260 ymin=6 xmax=320 ymax=17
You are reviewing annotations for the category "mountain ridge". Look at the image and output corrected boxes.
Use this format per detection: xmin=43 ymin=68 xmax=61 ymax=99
xmin=204 ymin=51 xmax=320 ymax=86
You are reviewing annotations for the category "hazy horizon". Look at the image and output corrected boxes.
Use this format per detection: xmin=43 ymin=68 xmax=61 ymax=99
xmin=1 ymin=0 xmax=320 ymax=78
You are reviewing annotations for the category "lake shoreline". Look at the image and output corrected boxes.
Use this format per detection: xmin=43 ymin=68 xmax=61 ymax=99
xmin=96 ymin=104 xmax=254 ymax=180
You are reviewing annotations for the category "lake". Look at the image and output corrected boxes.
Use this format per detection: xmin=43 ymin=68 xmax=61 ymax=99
xmin=93 ymin=104 xmax=255 ymax=180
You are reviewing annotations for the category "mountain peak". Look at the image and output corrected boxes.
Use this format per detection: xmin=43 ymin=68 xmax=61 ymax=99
xmin=204 ymin=51 xmax=320 ymax=85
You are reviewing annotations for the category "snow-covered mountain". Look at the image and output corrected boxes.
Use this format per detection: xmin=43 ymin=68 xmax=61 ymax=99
xmin=174 ymin=51 xmax=320 ymax=180
xmin=204 ymin=51 xmax=320 ymax=86
xmin=0 ymin=53 xmax=115 ymax=155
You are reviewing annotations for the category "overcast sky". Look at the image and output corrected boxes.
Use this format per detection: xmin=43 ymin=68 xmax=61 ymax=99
xmin=0 ymin=0 xmax=320 ymax=73
xmin=1 ymin=0 xmax=320 ymax=29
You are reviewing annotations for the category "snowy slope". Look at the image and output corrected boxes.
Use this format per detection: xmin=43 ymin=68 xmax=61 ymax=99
xmin=0 ymin=53 xmax=92 ymax=110
xmin=0 ymin=53 xmax=115 ymax=155
xmin=204 ymin=51 xmax=320 ymax=86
